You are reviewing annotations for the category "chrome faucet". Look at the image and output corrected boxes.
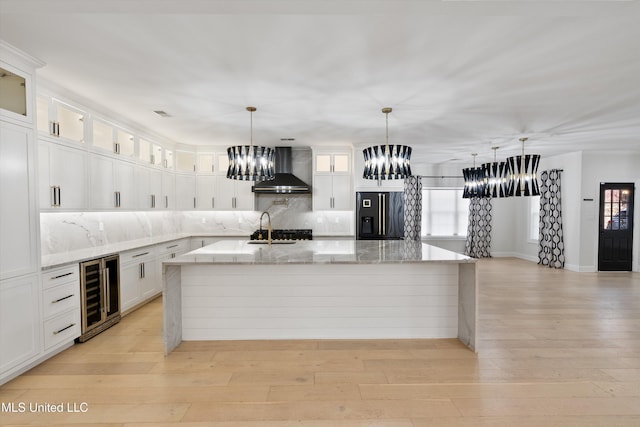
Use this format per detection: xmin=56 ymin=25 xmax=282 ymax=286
xmin=259 ymin=211 xmax=272 ymax=245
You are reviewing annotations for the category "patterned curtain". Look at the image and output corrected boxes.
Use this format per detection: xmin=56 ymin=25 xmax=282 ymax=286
xmin=403 ymin=176 xmax=422 ymax=240
xmin=465 ymin=197 xmax=492 ymax=258
xmin=538 ymin=169 xmax=565 ymax=268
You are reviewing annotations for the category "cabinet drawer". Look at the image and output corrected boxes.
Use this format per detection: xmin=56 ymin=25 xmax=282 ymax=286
xmin=42 ymin=264 xmax=79 ymax=289
xmin=158 ymin=239 xmax=190 ymax=256
xmin=42 ymin=282 xmax=80 ymax=320
xmin=43 ymin=309 xmax=80 ymax=350
xmin=120 ymin=247 xmax=156 ymax=265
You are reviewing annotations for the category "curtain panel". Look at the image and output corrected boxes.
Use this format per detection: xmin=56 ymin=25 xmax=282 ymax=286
xmin=538 ymin=169 xmax=565 ymax=268
xmin=403 ymin=176 xmax=422 ymax=240
xmin=465 ymin=197 xmax=492 ymax=258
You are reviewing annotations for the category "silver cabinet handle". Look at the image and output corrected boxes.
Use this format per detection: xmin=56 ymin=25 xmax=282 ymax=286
xmin=53 ymin=323 xmax=75 ymax=335
xmin=166 ymin=244 xmax=179 ymax=249
xmin=132 ymin=251 xmax=149 ymax=258
xmin=151 ymin=194 xmax=155 ymax=208
xmin=52 ymin=294 xmax=74 ymax=303
xmin=164 ymin=159 xmax=168 ymax=168
xmin=50 ymin=186 xmax=56 ymax=207
xmin=57 ymin=187 xmax=61 ymax=207
xmin=212 ymin=197 xmax=215 ymax=209
xmin=165 ymin=195 xmax=168 ymax=208
xmin=194 ymin=197 xmax=196 ymax=209
xmin=139 ymin=263 xmax=144 ymax=279
xmin=150 ymin=154 xmax=155 ymax=165
xmin=50 ymin=272 xmax=73 ymax=280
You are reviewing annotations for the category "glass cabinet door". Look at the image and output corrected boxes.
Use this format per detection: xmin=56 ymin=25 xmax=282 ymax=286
xmin=0 ymin=66 xmax=26 ymax=116
xmin=55 ymin=101 xmax=84 ymax=143
xmin=197 ymin=153 xmax=215 ymax=173
xmin=92 ymin=119 xmax=114 ymax=152
xmin=116 ymin=129 xmax=135 ymax=157
xmin=139 ymin=138 xmax=152 ymax=163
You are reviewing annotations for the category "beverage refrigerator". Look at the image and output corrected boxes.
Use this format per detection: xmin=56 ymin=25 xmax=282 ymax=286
xmin=356 ymin=191 xmax=404 ymax=240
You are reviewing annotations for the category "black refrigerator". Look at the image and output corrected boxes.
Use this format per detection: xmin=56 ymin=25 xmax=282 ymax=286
xmin=356 ymin=192 xmax=404 ymax=240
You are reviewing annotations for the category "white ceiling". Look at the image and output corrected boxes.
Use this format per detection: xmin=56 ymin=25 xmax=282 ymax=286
xmin=1 ymin=0 xmax=639 ymax=166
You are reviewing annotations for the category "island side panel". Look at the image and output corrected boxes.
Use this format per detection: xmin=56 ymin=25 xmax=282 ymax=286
xmin=162 ymin=264 xmax=183 ymax=355
xmin=457 ymin=262 xmax=477 ymax=352
xmin=179 ymin=263 xmax=461 ymax=341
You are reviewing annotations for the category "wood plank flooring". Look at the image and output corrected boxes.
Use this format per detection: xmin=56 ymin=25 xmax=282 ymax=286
xmin=1 ymin=257 xmax=639 ymax=426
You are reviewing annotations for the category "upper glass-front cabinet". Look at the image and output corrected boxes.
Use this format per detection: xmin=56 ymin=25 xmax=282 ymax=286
xmin=176 ymin=150 xmax=196 ymax=172
xmin=115 ymin=128 xmax=135 ymax=158
xmin=315 ymin=152 xmax=350 ymax=174
xmin=0 ymin=66 xmax=27 ymax=117
xmin=37 ymin=96 xmax=85 ymax=144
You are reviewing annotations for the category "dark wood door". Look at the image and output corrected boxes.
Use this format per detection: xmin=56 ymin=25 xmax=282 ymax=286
xmin=598 ymin=183 xmax=634 ymax=271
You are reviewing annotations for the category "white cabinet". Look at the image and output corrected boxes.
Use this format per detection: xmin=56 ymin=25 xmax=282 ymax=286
xmin=196 ymin=175 xmax=217 ymax=209
xmin=38 ymin=141 xmax=87 ymax=210
xmin=36 ymin=95 xmax=85 ymax=144
xmin=162 ymin=172 xmax=175 ymax=210
xmin=312 ymin=148 xmax=353 ymax=211
xmin=0 ymin=121 xmax=39 ymax=279
xmin=197 ymin=151 xmax=228 ymax=175
xmin=0 ymin=274 xmax=40 ymax=377
xmin=90 ymin=154 xmax=136 ymax=209
xmin=92 ymin=119 xmax=135 ymax=159
xmin=190 ymin=237 xmax=220 ymax=250
xmin=176 ymin=174 xmax=197 ymax=210
xmin=313 ymin=174 xmax=352 ymax=210
xmin=216 ymin=179 xmax=255 ymax=210
xmin=139 ymin=138 xmax=163 ymax=168
xmin=120 ymin=247 xmax=158 ymax=313
xmin=176 ymin=150 xmax=196 ymax=173
xmin=315 ymin=152 xmax=351 ymax=174
xmin=41 ymin=264 xmax=80 ymax=351
xmin=136 ymin=166 xmax=163 ymax=209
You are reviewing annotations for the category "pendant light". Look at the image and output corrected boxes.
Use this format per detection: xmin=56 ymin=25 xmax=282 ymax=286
xmin=462 ymin=153 xmax=486 ymax=199
xmin=362 ymin=107 xmax=412 ymax=180
xmin=506 ymin=137 xmax=540 ymax=196
xmin=226 ymin=106 xmax=275 ymax=181
xmin=482 ymin=146 xmax=509 ymax=198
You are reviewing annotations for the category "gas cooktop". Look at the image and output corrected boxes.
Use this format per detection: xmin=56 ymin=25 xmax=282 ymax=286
xmin=250 ymin=229 xmax=313 ymax=241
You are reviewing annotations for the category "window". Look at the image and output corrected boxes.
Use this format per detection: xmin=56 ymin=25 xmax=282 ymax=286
xmin=529 ymin=195 xmax=541 ymax=241
xmin=421 ymin=188 xmax=469 ymax=237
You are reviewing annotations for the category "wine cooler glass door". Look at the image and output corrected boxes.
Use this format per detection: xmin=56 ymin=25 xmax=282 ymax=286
xmin=81 ymin=259 xmax=105 ymax=332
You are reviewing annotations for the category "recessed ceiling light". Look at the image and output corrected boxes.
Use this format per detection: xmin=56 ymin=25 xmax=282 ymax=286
xmin=153 ymin=110 xmax=171 ymax=117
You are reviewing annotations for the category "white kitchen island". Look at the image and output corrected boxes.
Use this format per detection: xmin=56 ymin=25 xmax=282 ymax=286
xmin=162 ymin=239 xmax=477 ymax=354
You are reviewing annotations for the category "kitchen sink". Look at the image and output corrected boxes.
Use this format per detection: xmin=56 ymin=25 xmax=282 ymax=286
xmin=247 ymin=240 xmax=296 ymax=245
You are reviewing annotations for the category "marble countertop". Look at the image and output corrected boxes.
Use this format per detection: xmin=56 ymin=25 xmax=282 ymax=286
xmin=165 ymin=239 xmax=474 ymax=265
xmin=41 ymin=233 xmax=242 ymax=269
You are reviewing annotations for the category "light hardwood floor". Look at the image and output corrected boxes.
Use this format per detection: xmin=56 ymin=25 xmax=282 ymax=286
xmin=1 ymin=257 xmax=639 ymax=426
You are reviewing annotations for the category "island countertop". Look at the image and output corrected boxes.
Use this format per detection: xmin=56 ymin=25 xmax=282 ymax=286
xmin=164 ymin=239 xmax=475 ymax=265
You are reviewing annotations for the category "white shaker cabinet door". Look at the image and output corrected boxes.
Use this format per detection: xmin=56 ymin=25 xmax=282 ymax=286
xmin=90 ymin=154 xmax=116 ymax=209
xmin=196 ymin=175 xmax=216 ymax=209
xmin=115 ymin=161 xmax=136 ymax=209
xmin=0 ymin=275 xmax=40 ymax=375
xmin=0 ymin=122 xmax=38 ymax=279
xmin=40 ymin=142 xmax=88 ymax=210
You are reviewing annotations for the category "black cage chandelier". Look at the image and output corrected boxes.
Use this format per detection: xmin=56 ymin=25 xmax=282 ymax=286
xmin=227 ymin=107 xmax=275 ymax=181
xmin=506 ymin=137 xmax=540 ymax=196
xmin=462 ymin=153 xmax=486 ymax=198
xmin=363 ymin=108 xmax=412 ymax=180
xmin=482 ymin=146 xmax=509 ymax=198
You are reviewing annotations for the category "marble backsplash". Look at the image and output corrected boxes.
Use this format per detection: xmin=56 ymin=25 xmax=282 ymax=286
xmin=40 ymin=209 xmax=354 ymax=256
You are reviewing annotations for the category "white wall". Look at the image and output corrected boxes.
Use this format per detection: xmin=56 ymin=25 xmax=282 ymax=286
xmin=579 ymin=151 xmax=640 ymax=272
xmin=491 ymin=150 xmax=639 ymax=272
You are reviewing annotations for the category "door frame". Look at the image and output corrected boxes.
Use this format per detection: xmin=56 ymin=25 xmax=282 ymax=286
xmin=597 ymin=182 xmax=635 ymax=271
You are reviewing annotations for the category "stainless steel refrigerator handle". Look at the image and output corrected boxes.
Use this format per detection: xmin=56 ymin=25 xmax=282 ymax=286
xmin=382 ymin=193 xmax=386 ymax=235
xmin=378 ymin=194 xmax=382 ymax=234
xmin=105 ymin=267 xmax=111 ymax=313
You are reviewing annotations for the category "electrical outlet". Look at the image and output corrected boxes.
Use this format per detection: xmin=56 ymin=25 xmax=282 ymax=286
xmin=98 ymin=221 xmax=104 ymax=231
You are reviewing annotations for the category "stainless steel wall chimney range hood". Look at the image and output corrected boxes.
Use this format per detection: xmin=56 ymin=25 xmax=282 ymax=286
xmin=252 ymin=147 xmax=311 ymax=194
